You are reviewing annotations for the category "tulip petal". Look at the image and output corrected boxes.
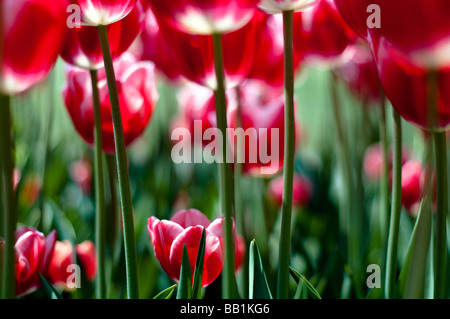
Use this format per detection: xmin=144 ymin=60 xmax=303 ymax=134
xmin=170 ymin=209 xmax=211 ymax=228
xmin=169 ymin=226 xmax=223 ymax=287
xmin=148 ymin=217 xmax=184 ymax=280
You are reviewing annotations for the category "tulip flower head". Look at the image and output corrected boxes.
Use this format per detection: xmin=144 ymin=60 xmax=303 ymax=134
xmin=268 ymin=173 xmax=313 ymax=208
xmin=151 ymin=10 xmax=257 ymax=90
xmin=47 ymin=241 xmax=76 ymax=291
xmin=146 ymin=0 xmax=260 ymax=35
xmin=259 ymin=0 xmax=317 ymax=14
xmin=293 ymin=0 xmax=357 ymax=67
xmin=61 ymin=2 xmax=145 ymax=70
xmin=0 ymin=0 xmax=67 ymax=95
xmin=63 ymin=53 xmax=158 ymax=153
xmin=15 ymin=227 xmax=57 ymax=297
xmin=148 ymin=209 xmax=243 ymax=287
xmin=76 ymin=240 xmax=98 ymax=282
xmin=74 ymin=0 xmax=138 ymax=26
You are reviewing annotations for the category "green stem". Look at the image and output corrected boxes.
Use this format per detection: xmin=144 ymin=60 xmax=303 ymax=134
xmin=330 ymin=72 xmax=363 ymax=294
xmin=97 ymin=25 xmax=139 ymax=299
xmin=90 ymin=69 xmax=107 ymax=299
xmin=106 ymin=154 xmax=119 ymax=259
xmin=212 ymin=32 xmax=236 ymax=299
xmin=379 ymin=93 xmax=390 ymax=268
xmin=277 ymin=10 xmax=295 ymax=299
xmin=384 ymin=110 xmax=402 ymax=299
xmin=0 ymin=95 xmax=16 ymax=299
xmin=433 ymin=132 xmax=447 ymax=299
xmin=234 ymin=86 xmax=248 ymax=299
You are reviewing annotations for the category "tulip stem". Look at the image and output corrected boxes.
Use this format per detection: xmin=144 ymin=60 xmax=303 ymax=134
xmin=330 ymin=72 xmax=363 ymax=295
xmin=433 ymin=131 xmax=447 ymax=299
xmin=384 ymin=110 xmax=402 ymax=299
xmin=90 ymin=69 xmax=107 ymax=299
xmin=97 ymin=25 xmax=139 ymax=299
xmin=211 ymin=32 xmax=236 ymax=299
xmin=277 ymin=10 xmax=295 ymax=300
xmin=0 ymin=94 xmax=17 ymax=299
xmin=378 ymin=92 xmax=390 ymax=269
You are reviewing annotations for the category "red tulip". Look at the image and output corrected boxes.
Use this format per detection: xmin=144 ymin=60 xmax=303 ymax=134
xmin=0 ymin=0 xmax=67 ymax=95
xmin=174 ymin=83 xmax=231 ymax=147
xmin=61 ymin=2 xmax=145 ymax=70
xmin=363 ymin=143 xmax=411 ymax=182
xmin=247 ymin=11 xmax=302 ymax=87
xmin=145 ymin=0 xmax=259 ymax=35
xmin=373 ymin=40 xmax=450 ymax=130
xmin=401 ymin=160 xmax=425 ymax=214
xmin=48 ymin=240 xmax=98 ymax=290
xmin=150 ymin=10 xmax=257 ymax=90
xmin=259 ymin=0 xmax=317 ymax=14
xmin=69 ymin=157 xmax=93 ymax=195
xmin=139 ymin=8 xmax=183 ymax=82
xmin=227 ymin=80 xmax=300 ymax=176
xmin=74 ymin=0 xmax=138 ymax=26
xmin=76 ymin=240 xmax=98 ymax=282
xmin=334 ymin=0 xmax=450 ymax=69
xmin=148 ymin=209 xmax=243 ymax=286
xmin=20 ymin=175 xmax=42 ymax=207
xmin=63 ymin=53 xmax=158 ymax=153
xmin=334 ymin=43 xmax=381 ymax=103
xmin=293 ymin=0 xmax=357 ymax=67
xmin=15 ymin=227 xmax=57 ymax=297
xmin=267 ymin=173 xmax=313 ymax=208
xmin=47 ymin=241 xmax=76 ymax=291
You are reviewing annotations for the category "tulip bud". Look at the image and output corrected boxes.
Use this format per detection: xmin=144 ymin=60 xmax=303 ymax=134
xmin=15 ymin=227 xmax=57 ymax=297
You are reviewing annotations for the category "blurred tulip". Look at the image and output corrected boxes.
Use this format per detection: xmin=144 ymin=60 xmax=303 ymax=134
xmin=146 ymin=0 xmax=259 ymax=35
xmin=247 ymin=11 xmax=302 ymax=87
xmin=334 ymin=43 xmax=381 ymax=103
xmin=0 ymin=0 xmax=67 ymax=95
xmin=63 ymin=53 xmax=158 ymax=153
xmin=70 ymin=157 xmax=93 ymax=195
xmin=174 ymin=83 xmax=233 ymax=147
xmin=139 ymin=8 xmax=183 ymax=82
xmin=15 ymin=227 xmax=57 ymax=297
xmin=148 ymin=209 xmax=243 ymax=286
xmin=293 ymin=0 xmax=357 ymax=67
xmin=334 ymin=0 xmax=450 ymax=69
xmin=259 ymin=0 xmax=317 ymax=14
xmin=20 ymin=175 xmax=42 ymax=207
xmin=47 ymin=241 xmax=76 ymax=291
xmin=401 ymin=160 xmax=425 ymax=214
xmin=149 ymin=10 xmax=257 ymax=90
xmin=61 ymin=2 xmax=145 ymax=70
xmin=267 ymin=173 xmax=313 ymax=208
xmin=48 ymin=240 xmax=98 ymax=290
xmin=363 ymin=143 xmax=411 ymax=182
xmin=76 ymin=240 xmax=98 ymax=282
xmin=228 ymin=80 xmax=299 ymax=176
xmin=74 ymin=0 xmax=138 ymax=26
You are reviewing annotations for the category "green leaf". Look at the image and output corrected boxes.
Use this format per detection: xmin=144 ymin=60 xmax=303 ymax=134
xmin=153 ymin=284 xmax=176 ymax=299
xmin=249 ymin=240 xmax=272 ymax=299
xmin=39 ymin=273 xmax=63 ymax=299
xmin=176 ymin=245 xmax=192 ymax=299
xmin=398 ymin=197 xmax=432 ymax=299
xmin=289 ymin=267 xmax=322 ymax=299
xmin=191 ymin=228 xmax=206 ymax=299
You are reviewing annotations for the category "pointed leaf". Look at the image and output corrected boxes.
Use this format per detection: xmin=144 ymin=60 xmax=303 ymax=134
xmin=192 ymin=228 xmax=206 ymax=299
xmin=39 ymin=273 xmax=63 ymax=299
xmin=398 ymin=197 xmax=432 ymax=299
xmin=289 ymin=267 xmax=322 ymax=299
xmin=176 ymin=245 xmax=192 ymax=299
xmin=249 ymin=240 xmax=272 ymax=299
xmin=153 ymin=284 xmax=176 ymax=299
